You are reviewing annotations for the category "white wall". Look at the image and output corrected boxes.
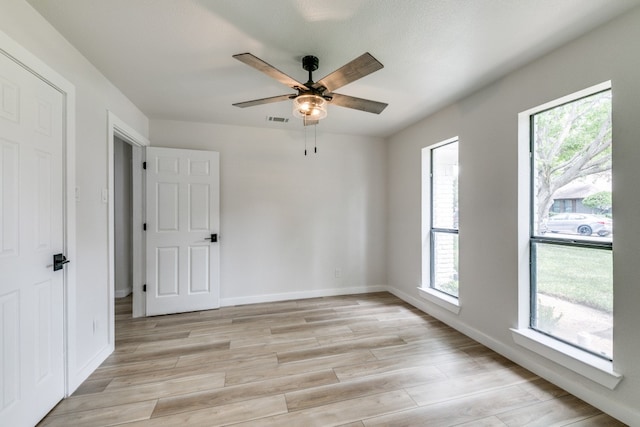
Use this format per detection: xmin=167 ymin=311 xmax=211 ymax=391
xmin=150 ymin=120 xmax=387 ymax=305
xmin=0 ymin=0 xmax=149 ymax=391
xmin=114 ymin=137 xmax=133 ymax=298
xmin=387 ymin=8 xmax=640 ymax=425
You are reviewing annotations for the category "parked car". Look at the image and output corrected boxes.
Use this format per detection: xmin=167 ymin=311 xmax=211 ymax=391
xmin=542 ymin=213 xmax=612 ymax=236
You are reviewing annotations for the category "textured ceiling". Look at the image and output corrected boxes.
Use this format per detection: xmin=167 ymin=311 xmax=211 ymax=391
xmin=27 ymin=0 xmax=640 ymax=137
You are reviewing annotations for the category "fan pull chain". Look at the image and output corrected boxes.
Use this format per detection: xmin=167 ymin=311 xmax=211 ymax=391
xmin=304 ymin=116 xmax=308 ymax=155
xmin=314 ymin=124 xmax=317 ymax=153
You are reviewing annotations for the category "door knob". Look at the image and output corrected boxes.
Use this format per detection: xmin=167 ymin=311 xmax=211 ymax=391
xmin=53 ymin=253 xmax=70 ymax=271
xmin=204 ymin=233 xmax=218 ymax=243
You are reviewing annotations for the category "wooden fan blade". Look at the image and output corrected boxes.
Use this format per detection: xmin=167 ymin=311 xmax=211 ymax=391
xmin=329 ymin=93 xmax=388 ymax=114
xmin=232 ymin=94 xmax=292 ymax=108
xmin=313 ymin=52 xmax=383 ymax=93
xmin=233 ymin=53 xmax=306 ymax=89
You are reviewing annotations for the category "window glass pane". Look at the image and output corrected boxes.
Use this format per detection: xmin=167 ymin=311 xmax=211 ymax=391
xmin=433 ymin=232 xmax=459 ymax=297
xmin=532 ymin=242 xmax=612 ymax=359
xmin=532 ymin=90 xmax=612 ymax=242
xmin=432 ymin=141 xmax=459 ymax=230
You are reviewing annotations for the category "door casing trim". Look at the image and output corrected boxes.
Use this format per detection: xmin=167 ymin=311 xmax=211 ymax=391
xmin=107 ymin=111 xmax=150 ymax=344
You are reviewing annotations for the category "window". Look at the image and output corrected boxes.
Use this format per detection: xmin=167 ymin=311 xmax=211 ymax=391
xmin=529 ymin=87 xmax=612 ymax=360
xmin=429 ymin=140 xmax=459 ymax=297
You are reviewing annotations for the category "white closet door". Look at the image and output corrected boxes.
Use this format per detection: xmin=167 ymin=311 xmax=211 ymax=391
xmin=0 ymin=50 xmax=65 ymax=426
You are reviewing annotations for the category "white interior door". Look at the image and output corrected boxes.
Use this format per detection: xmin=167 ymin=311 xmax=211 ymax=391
xmin=0 ymin=51 xmax=65 ymax=426
xmin=145 ymin=147 xmax=220 ymax=316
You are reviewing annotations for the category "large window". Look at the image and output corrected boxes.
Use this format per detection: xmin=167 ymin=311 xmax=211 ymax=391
xmin=530 ymin=87 xmax=612 ymax=360
xmin=430 ymin=140 xmax=459 ymax=297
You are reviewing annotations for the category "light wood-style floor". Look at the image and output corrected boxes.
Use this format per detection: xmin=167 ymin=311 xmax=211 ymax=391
xmin=39 ymin=292 xmax=626 ymax=426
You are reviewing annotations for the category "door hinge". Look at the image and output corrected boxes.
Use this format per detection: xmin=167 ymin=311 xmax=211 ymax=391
xmin=143 ymin=161 xmax=147 ymax=169
xmin=143 ymin=284 xmax=147 ymax=292
xmin=143 ymin=223 xmax=147 ymax=231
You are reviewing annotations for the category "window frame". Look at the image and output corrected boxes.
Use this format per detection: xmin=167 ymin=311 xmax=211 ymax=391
xmin=528 ymin=87 xmax=613 ymax=360
xmin=419 ymin=137 xmax=460 ymax=313
xmin=513 ymin=81 xmax=621 ymax=389
xmin=430 ymin=140 xmax=459 ymax=297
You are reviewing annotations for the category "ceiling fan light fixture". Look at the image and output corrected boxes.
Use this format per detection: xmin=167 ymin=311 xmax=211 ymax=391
xmin=292 ymin=94 xmax=327 ymax=120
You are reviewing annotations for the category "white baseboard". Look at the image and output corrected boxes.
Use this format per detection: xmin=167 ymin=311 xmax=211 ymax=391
xmin=114 ymin=286 xmax=132 ymax=298
xmin=220 ymin=285 xmax=387 ymax=307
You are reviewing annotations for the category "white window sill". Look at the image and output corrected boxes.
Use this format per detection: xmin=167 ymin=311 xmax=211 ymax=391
xmin=418 ymin=287 xmax=460 ymax=314
xmin=510 ymin=328 xmax=622 ymax=390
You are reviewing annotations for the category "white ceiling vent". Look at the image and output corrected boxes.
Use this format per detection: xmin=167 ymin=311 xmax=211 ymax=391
xmin=266 ymin=116 xmax=289 ymax=123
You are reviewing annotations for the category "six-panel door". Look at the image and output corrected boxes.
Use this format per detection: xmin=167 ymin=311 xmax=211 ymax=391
xmin=145 ymin=147 xmax=220 ymax=316
xmin=0 ymin=51 xmax=65 ymax=426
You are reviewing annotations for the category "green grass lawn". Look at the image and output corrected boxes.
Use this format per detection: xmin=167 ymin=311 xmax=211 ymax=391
xmin=535 ymin=243 xmax=613 ymax=313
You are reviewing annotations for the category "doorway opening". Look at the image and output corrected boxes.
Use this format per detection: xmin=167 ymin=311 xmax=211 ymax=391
xmin=107 ymin=112 xmax=149 ymax=350
xmin=114 ymin=136 xmax=134 ymax=301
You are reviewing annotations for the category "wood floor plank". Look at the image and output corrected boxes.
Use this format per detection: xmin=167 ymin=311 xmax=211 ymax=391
xmin=277 ymin=335 xmax=406 ymax=364
xmin=228 ymin=330 xmax=319 ymax=349
xmin=293 ymin=297 xmax=364 ymax=310
xmin=313 ymin=329 xmax=393 ymax=346
xmin=38 ymin=400 xmax=157 ymax=427
xmin=333 ymin=348 xmax=467 ymax=381
xmin=380 ymin=322 xmax=455 ymax=341
xmin=229 ymin=390 xmax=417 ymax=427
xmin=132 ymin=334 xmax=230 ymax=353
xmin=270 ymin=319 xmax=373 ymax=335
xmin=495 ymin=394 xmax=603 ymax=426
xmin=362 ymin=385 xmax=543 ymax=427
xmin=85 ymin=358 xmax=178 ymax=382
xmin=405 ymin=365 xmax=537 ymax=407
xmin=231 ymin=307 xmax=337 ymax=324
xmin=115 ymin=330 xmax=190 ymax=345
xmin=120 ymin=395 xmax=288 ymax=427
xmin=100 ymin=340 xmax=230 ymax=366
xmin=105 ymin=362 xmax=232 ymax=390
xmin=110 ymin=342 xmax=140 ymax=354
xmin=49 ymin=373 xmax=225 ymax=415
xmin=434 ymin=357 xmax=512 ymax=379
xmin=38 ymin=293 xmax=623 ymax=427
xmin=370 ymin=334 xmax=477 ymax=361
xmin=190 ymin=326 xmax=275 ymax=346
xmin=225 ymin=350 xmax=377 ymax=386
xmin=285 ymin=365 xmax=446 ymax=411
xmin=175 ymin=337 xmax=319 ymax=369
xmin=304 ymin=307 xmax=401 ymax=322
xmin=151 ymin=370 xmax=339 ymax=418
xmin=565 ymin=413 xmax=629 ymax=426
xmin=454 ymin=416 xmax=509 ymax=426
xmin=70 ymin=378 xmax=112 ymax=396
xmin=349 ymin=315 xmax=449 ymax=333
xmin=120 ymin=318 xmax=220 ymax=336
xmin=515 ymin=377 xmax=570 ymax=401
xmin=191 ymin=352 xmax=279 ymax=379
xmin=114 ymin=321 xmax=158 ymax=334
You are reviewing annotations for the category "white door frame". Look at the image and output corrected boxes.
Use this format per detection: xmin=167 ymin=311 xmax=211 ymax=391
xmin=107 ymin=112 xmax=150 ymax=335
xmin=0 ymin=30 xmax=77 ymax=395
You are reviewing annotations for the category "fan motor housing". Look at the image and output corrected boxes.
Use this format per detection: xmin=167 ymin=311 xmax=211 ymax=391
xmin=302 ymin=55 xmax=319 ymax=72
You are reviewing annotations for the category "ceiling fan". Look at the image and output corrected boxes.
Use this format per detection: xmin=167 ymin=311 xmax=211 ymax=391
xmin=232 ymin=52 xmax=388 ymax=125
